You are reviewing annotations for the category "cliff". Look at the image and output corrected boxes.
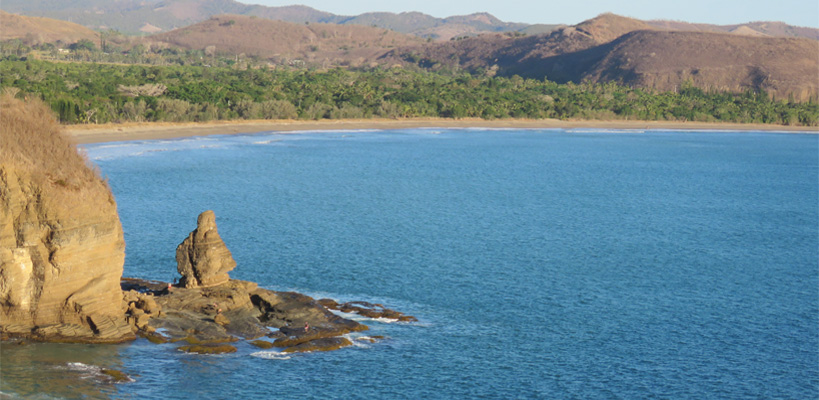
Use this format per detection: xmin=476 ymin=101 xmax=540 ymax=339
xmin=0 ymin=94 xmax=133 ymax=343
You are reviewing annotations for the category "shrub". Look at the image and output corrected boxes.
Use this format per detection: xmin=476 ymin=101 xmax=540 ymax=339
xmin=259 ymin=100 xmax=297 ymax=119
xmin=302 ymin=102 xmax=332 ymax=120
xmin=0 ymin=93 xmax=99 ymax=186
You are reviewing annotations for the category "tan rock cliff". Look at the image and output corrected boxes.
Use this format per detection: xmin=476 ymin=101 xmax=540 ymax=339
xmin=0 ymin=94 xmax=133 ymax=342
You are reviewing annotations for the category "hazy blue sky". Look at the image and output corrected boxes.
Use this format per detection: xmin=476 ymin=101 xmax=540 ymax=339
xmin=246 ymin=0 xmax=819 ymax=27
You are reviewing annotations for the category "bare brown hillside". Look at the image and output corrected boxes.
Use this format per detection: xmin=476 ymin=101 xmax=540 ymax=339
xmin=151 ymin=14 xmax=423 ymax=66
xmin=581 ymin=31 xmax=819 ymax=101
xmin=0 ymin=10 xmax=99 ymax=45
xmin=380 ymin=13 xmax=818 ymax=101
xmin=514 ymin=31 xmax=819 ymax=101
xmin=379 ymin=14 xmax=655 ymax=71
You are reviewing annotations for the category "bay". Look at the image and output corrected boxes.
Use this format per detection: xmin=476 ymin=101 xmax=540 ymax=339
xmin=2 ymin=128 xmax=817 ymax=399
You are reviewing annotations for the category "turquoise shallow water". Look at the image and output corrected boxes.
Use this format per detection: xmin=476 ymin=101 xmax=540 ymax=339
xmin=1 ymin=128 xmax=817 ymax=399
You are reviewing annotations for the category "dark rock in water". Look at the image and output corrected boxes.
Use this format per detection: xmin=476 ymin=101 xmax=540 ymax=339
xmin=124 ymin=278 xmax=369 ymax=351
xmin=138 ymin=331 xmax=168 ymax=344
xmin=178 ymin=344 xmax=238 ymax=354
xmin=252 ymin=291 xmax=363 ymax=332
xmin=249 ymin=340 xmax=275 ymax=349
xmin=281 ymin=337 xmax=353 ymax=353
xmin=319 ymin=299 xmax=418 ymax=322
xmin=176 ymin=211 xmax=237 ymax=288
xmin=100 ymin=369 xmax=132 ymax=383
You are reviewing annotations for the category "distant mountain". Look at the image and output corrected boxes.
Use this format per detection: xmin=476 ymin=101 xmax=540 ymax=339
xmin=0 ymin=10 xmax=99 ymax=44
xmin=150 ymin=14 xmax=423 ymax=66
xmin=0 ymin=0 xmax=540 ymax=39
xmin=646 ymin=20 xmax=819 ymax=40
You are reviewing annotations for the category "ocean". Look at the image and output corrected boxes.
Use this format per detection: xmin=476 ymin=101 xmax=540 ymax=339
xmin=1 ymin=128 xmax=817 ymax=399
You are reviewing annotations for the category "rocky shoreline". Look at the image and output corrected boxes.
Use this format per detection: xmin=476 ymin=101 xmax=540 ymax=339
xmin=120 ymin=277 xmax=391 ymax=354
xmin=2 ymin=210 xmax=415 ymax=354
xmin=1 ymin=97 xmax=413 ymax=356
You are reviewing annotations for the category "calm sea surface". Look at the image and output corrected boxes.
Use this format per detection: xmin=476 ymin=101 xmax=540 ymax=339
xmin=1 ymin=128 xmax=817 ymax=399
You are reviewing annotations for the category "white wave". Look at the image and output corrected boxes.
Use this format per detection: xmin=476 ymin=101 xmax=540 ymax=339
xmin=61 ymin=363 xmax=134 ymax=383
xmin=250 ymin=351 xmax=292 ymax=360
xmin=252 ymin=139 xmax=283 ymax=145
xmin=65 ymin=362 xmax=99 ymax=373
xmin=85 ymin=136 xmax=227 ymax=160
xmin=341 ymin=333 xmax=373 ymax=349
xmin=326 ymin=309 xmax=403 ymax=324
xmin=566 ymin=128 xmax=646 ymax=134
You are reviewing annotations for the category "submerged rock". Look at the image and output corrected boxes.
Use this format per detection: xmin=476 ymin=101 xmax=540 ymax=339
xmin=176 ymin=210 xmax=236 ymax=289
xmin=281 ymin=337 xmax=353 ymax=353
xmin=100 ymin=369 xmax=132 ymax=383
xmin=178 ymin=344 xmax=238 ymax=354
xmin=318 ymin=299 xmax=418 ymax=322
xmin=249 ymin=339 xmax=275 ymax=349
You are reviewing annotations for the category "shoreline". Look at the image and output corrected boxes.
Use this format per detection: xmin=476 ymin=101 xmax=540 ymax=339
xmin=66 ymin=118 xmax=818 ymax=144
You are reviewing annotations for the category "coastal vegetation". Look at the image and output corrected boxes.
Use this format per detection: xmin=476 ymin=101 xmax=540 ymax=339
xmin=0 ymin=90 xmax=99 ymax=186
xmin=1 ymin=59 xmax=817 ymax=126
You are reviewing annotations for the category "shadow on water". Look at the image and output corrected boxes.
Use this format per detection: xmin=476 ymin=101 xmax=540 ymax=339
xmin=0 ymin=341 xmax=130 ymax=399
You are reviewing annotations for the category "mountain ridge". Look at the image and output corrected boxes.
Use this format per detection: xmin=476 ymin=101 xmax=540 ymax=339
xmin=2 ymin=0 xmax=816 ymax=41
xmin=0 ymin=0 xmax=536 ymax=40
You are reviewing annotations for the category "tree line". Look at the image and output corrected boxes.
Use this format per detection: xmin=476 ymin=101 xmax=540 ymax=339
xmin=1 ymin=58 xmax=816 ymax=126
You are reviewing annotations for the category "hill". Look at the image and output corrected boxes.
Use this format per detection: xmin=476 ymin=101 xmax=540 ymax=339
xmin=0 ymin=0 xmax=539 ymax=39
xmin=379 ymin=14 xmax=657 ymax=71
xmin=514 ymin=30 xmax=819 ymax=101
xmin=382 ymin=14 xmax=819 ymax=101
xmin=151 ymin=14 xmax=423 ymax=66
xmin=0 ymin=10 xmax=99 ymax=44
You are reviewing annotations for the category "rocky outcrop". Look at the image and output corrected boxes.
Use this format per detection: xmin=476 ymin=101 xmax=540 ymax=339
xmin=0 ymin=95 xmax=133 ymax=343
xmin=176 ymin=210 xmax=236 ymax=288
xmin=122 ymin=278 xmax=370 ymax=353
xmin=318 ymin=299 xmax=418 ymax=322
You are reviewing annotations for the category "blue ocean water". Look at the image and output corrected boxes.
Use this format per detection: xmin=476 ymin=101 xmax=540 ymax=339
xmin=1 ymin=128 xmax=817 ymax=399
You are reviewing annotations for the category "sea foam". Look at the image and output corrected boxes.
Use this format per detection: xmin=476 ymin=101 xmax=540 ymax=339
xmin=250 ymin=351 xmax=292 ymax=360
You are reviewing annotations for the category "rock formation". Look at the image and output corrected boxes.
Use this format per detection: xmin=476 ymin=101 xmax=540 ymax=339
xmin=0 ymin=95 xmax=133 ymax=343
xmin=122 ymin=278 xmax=371 ymax=353
xmin=176 ymin=210 xmax=236 ymax=288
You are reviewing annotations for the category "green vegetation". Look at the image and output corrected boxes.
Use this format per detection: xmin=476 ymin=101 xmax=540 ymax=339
xmin=1 ymin=59 xmax=816 ymax=126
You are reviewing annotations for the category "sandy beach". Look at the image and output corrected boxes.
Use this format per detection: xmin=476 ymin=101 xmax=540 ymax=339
xmin=66 ymin=118 xmax=817 ymax=144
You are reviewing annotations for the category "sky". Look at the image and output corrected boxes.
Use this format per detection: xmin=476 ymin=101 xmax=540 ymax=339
xmin=246 ymin=0 xmax=819 ymax=28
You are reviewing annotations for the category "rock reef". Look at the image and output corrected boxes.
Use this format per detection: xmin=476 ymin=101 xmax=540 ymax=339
xmin=121 ymin=211 xmax=414 ymax=353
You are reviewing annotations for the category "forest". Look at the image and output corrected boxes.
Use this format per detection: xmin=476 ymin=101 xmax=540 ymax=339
xmin=1 ymin=57 xmax=816 ymax=126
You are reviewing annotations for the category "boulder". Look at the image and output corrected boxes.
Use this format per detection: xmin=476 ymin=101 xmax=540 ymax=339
xmin=175 ymin=211 xmax=236 ymax=288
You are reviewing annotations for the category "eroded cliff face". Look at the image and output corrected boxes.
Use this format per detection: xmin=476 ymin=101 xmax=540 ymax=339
xmin=0 ymin=95 xmax=133 ymax=342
